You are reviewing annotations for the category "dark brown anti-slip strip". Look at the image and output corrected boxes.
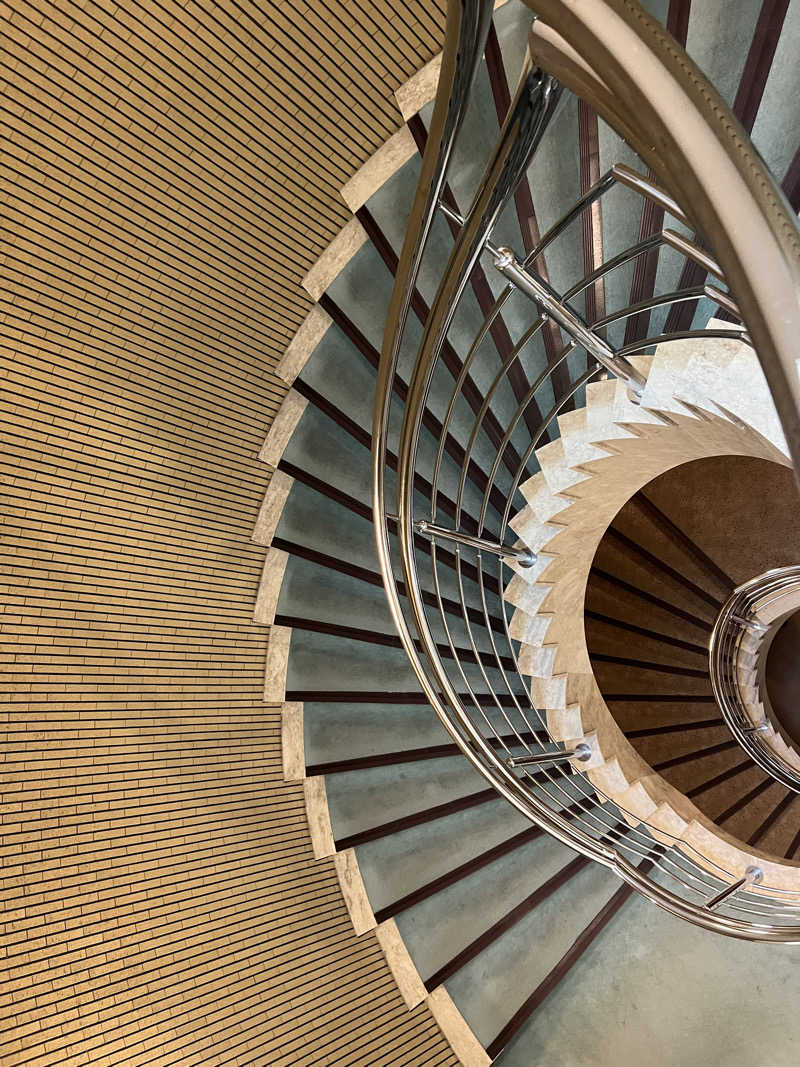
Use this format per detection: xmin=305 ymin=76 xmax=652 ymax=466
xmin=307 ymin=730 xmax=546 ymax=778
xmin=274 ymin=613 xmax=517 ymax=671
xmin=590 ymin=567 xmax=713 ymax=629
xmin=632 ymin=490 xmax=735 ymax=594
xmin=666 ymin=0 xmax=788 ymax=332
xmin=786 ymin=823 xmax=800 ymax=860
xmin=687 ymin=758 xmax=754 ymax=799
xmin=748 ymin=791 xmax=797 ymax=850
xmin=590 ymin=651 xmax=709 ymax=678
xmin=486 ymin=864 xmax=653 ymax=1059
xmin=286 ymin=691 xmax=527 ymax=707
xmin=653 ymin=738 xmax=739 ymax=772
xmin=783 ymin=148 xmax=800 ymax=212
xmin=355 ymin=202 xmax=531 ymax=480
xmin=733 ymin=0 xmax=791 ymax=134
xmin=335 ymin=788 xmax=500 ymax=851
xmin=604 ymin=693 xmax=717 ymax=703
xmin=624 ymin=0 xmax=691 ymax=345
xmin=627 ymin=718 xmax=723 ymax=738
xmin=577 ymin=99 xmax=606 ymax=332
xmin=271 ymin=534 xmax=508 ymax=634
xmin=374 ymin=825 xmax=543 ymax=924
xmin=317 ymin=290 xmax=509 ymax=515
xmin=716 ymin=776 xmax=775 ymax=827
xmin=424 ymin=854 xmax=591 ymax=991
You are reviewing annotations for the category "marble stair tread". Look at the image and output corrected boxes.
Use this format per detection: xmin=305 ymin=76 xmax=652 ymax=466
xmin=303 ymin=700 xmax=454 ymax=768
xmin=496 ymin=888 xmax=800 ymax=1067
xmin=446 ymin=860 xmax=618 ymax=1051
xmin=324 ymin=754 xmax=492 ymax=845
xmin=395 ymin=833 xmax=570 ymax=986
xmin=276 ymin=552 xmax=503 ymax=657
xmin=285 ymin=629 xmax=424 ymax=693
xmin=355 ymin=800 xmax=530 ymax=918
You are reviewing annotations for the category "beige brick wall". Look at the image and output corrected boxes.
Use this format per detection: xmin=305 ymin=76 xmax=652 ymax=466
xmin=0 ymin=0 xmax=457 ymax=1062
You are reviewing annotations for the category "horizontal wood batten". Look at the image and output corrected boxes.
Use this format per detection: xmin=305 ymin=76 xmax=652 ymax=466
xmin=1 ymin=0 xmax=461 ymax=1062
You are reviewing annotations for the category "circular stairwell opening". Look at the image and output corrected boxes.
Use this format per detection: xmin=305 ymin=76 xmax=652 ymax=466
xmin=585 ymin=454 xmax=800 ymax=860
xmin=766 ymin=614 xmax=800 ymax=747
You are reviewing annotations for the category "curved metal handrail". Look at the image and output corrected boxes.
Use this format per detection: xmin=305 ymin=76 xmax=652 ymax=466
xmin=710 ymin=568 xmax=800 ymax=793
xmin=525 ymin=0 xmax=800 ymax=473
xmin=372 ymin=0 xmax=800 ymax=940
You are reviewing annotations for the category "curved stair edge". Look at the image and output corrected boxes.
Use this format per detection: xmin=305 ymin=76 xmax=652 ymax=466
xmin=507 ymin=346 xmax=800 ymax=891
xmin=246 ymin=56 xmax=499 ymax=1065
xmin=248 ymin=7 xmax=800 ymax=1054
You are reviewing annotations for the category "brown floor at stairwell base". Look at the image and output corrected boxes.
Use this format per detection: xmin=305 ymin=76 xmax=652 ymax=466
xmin=766 ymin=612 xmax=800 ymax=746
xmin=642 ymin=455 xmax=800 ymax=585
xmin=586 ymin=454 xmax=800 ymax=859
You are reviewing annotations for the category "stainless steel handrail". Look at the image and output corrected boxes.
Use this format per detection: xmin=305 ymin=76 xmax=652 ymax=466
xmin=710 ymin=567 xmax=800 ymax=793
xmin=372 ymin=0 xmax=800 ymax=941
xmin=524 ymin=1 xmax=800 ymax=475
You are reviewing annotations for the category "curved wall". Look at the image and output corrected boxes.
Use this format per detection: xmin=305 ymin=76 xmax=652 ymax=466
xmin=0 ymin=1 xmax=458 ymax=1062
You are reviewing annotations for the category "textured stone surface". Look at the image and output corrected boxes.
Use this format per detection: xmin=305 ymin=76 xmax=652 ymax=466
xmin=506 ymin=340 xmax=800 ymax=896
xmin=277 ymin=304 xmax=333 ymax=385
xmin=301 ymin=217 xmax=369 ymax=301
xmin=341 ymin=126 xmax=417 ymax=211
xmin=260 ymin=388 xmax=309 ymax=466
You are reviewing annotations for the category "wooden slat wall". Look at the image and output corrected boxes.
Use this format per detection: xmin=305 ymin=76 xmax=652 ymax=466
xmin=0 ymin=0 xmax=458 ymax=1062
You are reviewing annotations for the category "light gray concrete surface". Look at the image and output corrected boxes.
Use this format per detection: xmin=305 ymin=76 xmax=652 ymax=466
xmin=497 ymin=889 xmax=800 ymax=1067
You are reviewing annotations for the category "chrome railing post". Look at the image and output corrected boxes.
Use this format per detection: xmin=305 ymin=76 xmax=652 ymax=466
xmin=507 ymin=743 xmax=591 ymax=768
xmin=414 ymin=519 xmax=536 ymax=567
xmin=742 ymin=722 xmax=770 ymax=736
xmin=705 ymin=867 xmax=763 ymax=911
xmin=491 ymin=246 xmax=647 ymax=397
xmin=730 ymin=614 xmax=768 ymax=634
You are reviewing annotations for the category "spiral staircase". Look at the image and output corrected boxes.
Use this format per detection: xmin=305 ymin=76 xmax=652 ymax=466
xmin=255 ymin=1 xmax=800 ymax=1063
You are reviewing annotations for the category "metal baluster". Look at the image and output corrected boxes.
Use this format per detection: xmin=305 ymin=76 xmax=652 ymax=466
xmin=742 ymin=721 xmax=770 ymax=735
xmin=731 ymin=613 xmax=768 ymax=634
xmin=704 ymin=866 xmax=763 ymax=910
xmin=491 ymin=247 xmax=647 ymax=397
xmin=507 ymin=743 xmax=592 ymax=768
xmin=414 ymin=519 xmax=536 ymax=567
